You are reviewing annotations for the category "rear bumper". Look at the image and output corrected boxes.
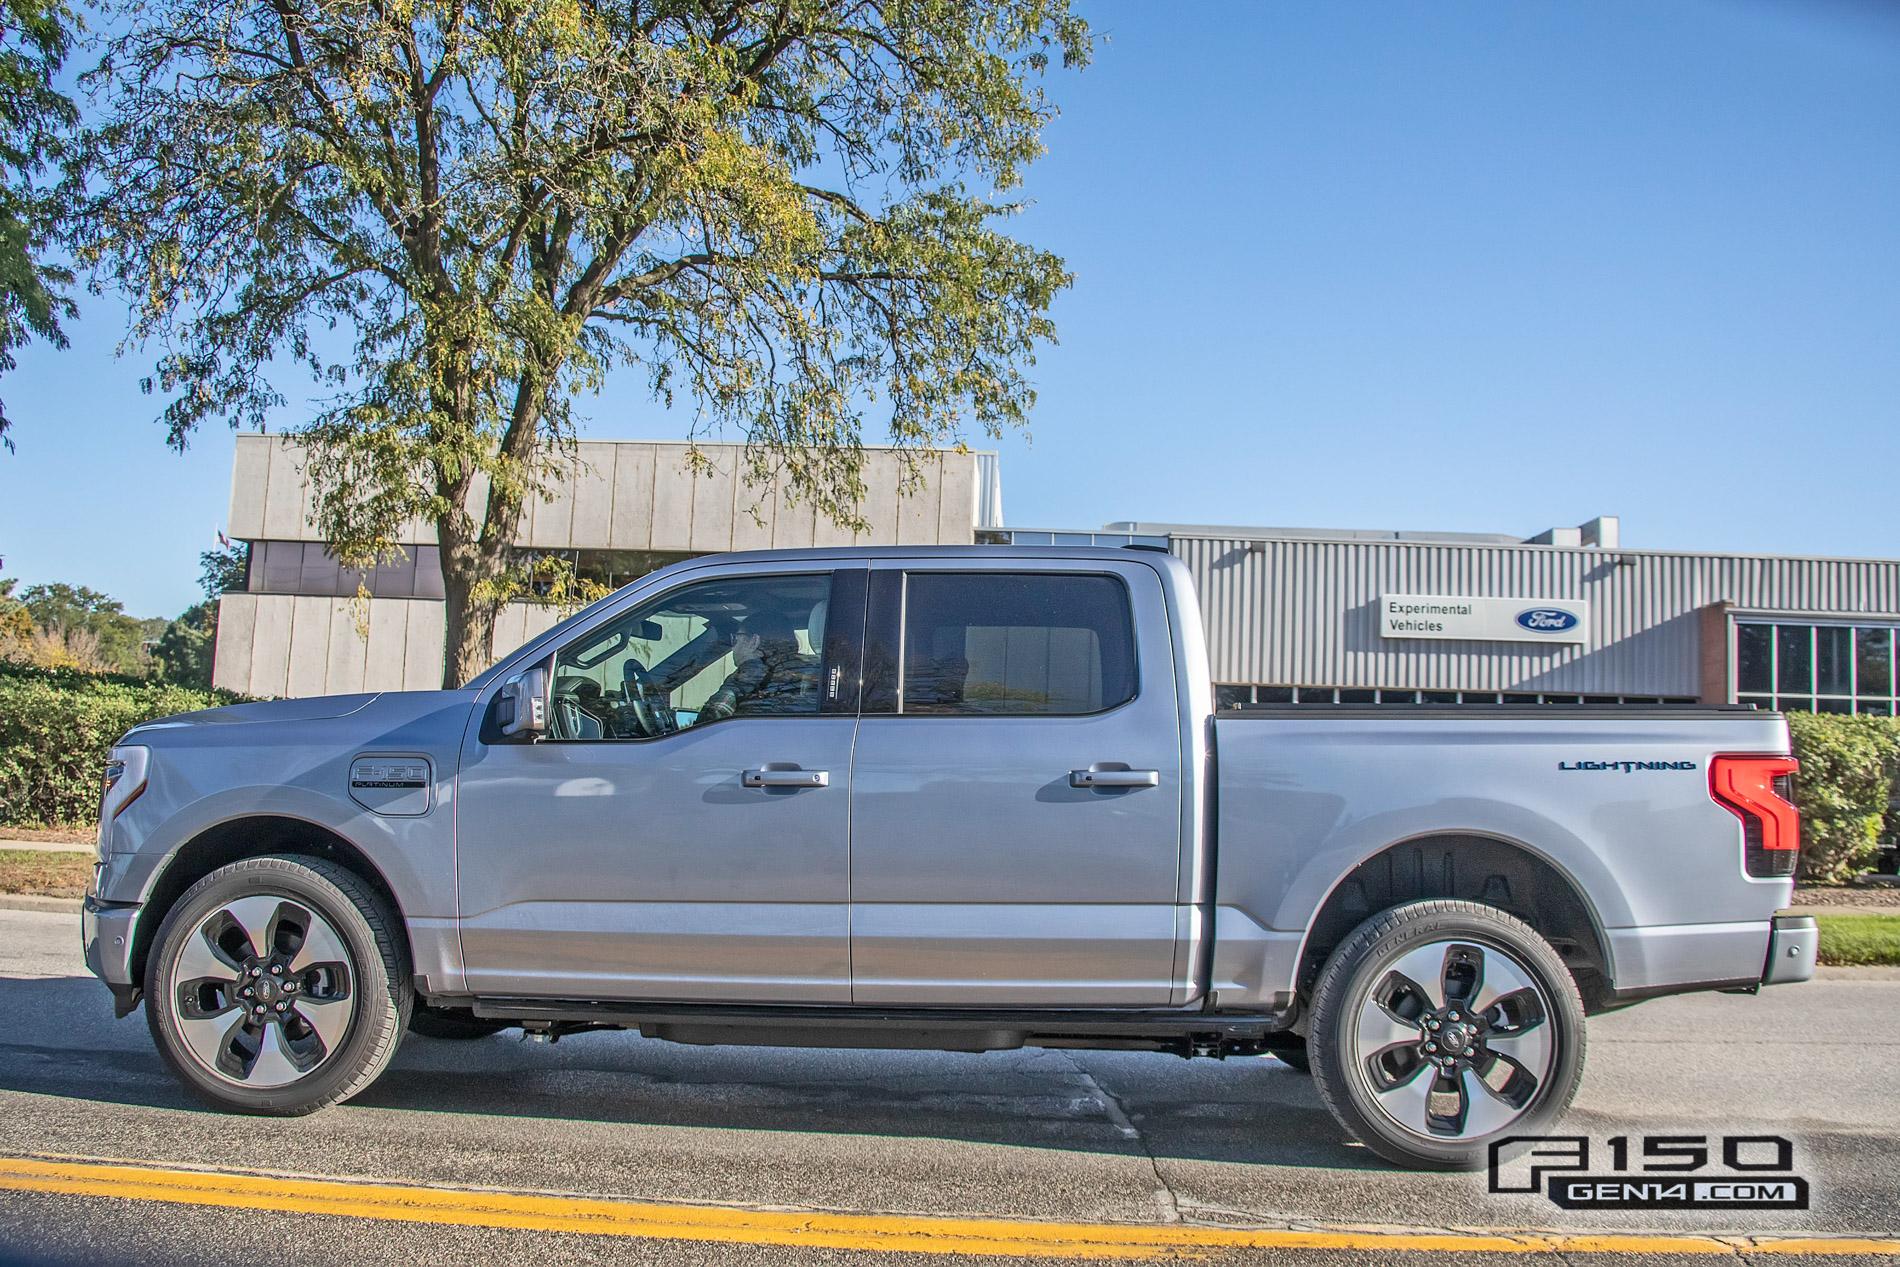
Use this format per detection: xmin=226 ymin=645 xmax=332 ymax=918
xmin=1761 ymin=913 xmax=1817 ymax=986
xmin=1603 ymin=913 xmax=1814 ymax=1001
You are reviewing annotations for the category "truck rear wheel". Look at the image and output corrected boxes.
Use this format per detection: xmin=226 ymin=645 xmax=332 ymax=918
xmin=145 ymin=854 xmax=411 ymax=1115
xmin=1308 ymin=900 xmax=1585 ymax=1170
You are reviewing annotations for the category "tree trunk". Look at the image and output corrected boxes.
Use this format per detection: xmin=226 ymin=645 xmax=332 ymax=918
xmin=439 ymin=555 xmax=498 ymax=689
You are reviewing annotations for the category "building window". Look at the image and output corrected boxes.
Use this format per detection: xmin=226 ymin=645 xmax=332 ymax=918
xmin=1211 ymin=684 xmax=1698 ymax=707
xmin=1734 ymin=619 xmax=1900 ymax=714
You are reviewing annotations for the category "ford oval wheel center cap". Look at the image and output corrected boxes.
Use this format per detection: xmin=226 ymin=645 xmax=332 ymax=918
xmin=1419 ymin=1009 xmax=1485 ymax=1069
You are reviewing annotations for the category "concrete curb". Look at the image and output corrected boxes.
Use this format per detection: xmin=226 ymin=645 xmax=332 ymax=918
xmin=1815 ymin=964 xmax=1900 ymax=980
xmin=0 ymin=840 xmax=94 ymax=854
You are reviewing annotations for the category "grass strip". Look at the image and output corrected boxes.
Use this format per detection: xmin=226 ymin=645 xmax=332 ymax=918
xmin=0 ymin=849 xmax=94 ymax=898
xmin=1815 ymin=912 xmax=1900 ymax=966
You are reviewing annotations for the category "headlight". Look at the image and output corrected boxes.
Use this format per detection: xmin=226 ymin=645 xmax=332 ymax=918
xmin=97 ymin=745 xmax=150 ymax=854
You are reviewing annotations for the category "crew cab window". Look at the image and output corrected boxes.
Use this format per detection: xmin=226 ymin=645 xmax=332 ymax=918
xmin=900 ymin=573 xmax=1136 ymax=715
xmin=547 ymin=573 xmax=830 ymax=740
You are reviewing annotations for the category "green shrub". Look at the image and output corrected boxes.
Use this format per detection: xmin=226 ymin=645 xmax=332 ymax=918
xmin=0 ymin=662 xmax=242 ymax=828
xmin=1784 ymin=710 xmax=1900 ymax=885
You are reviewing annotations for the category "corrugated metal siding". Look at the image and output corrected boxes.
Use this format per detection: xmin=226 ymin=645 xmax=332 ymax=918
xmin=1173 ymin=535 xmax=1900 ymax=694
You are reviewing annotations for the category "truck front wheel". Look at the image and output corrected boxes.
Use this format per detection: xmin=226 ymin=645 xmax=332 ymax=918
xmin=145 ymin=854 xmax=411 ymax=1115
xmin=1307 ymin=900 xmax=1585 ymax=1170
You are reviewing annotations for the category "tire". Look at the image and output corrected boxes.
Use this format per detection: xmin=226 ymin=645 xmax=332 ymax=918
xmin=408 ymin=1007 xmax=509 ymax=1041
xmin=1308 ymin=900 xmax=1585 ymax=1171
xmin=144 ymin=854 xmax=411 ymax=1115
xmin=1270 ymin=1042 xmax=1311 ymax=1074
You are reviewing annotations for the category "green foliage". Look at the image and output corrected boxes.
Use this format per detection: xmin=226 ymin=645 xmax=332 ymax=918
xmin=149 ymin=543 xmax=249 ymax=688
xmin=150 ymin=599 xmax=215 ymax=687
xmin=0 ymin=576 xmax=29 ymax=641
xmin=199 ymin=543 xmax=248 ymax=597
xmin=0 ymin=660 xmax=240 ymax=826
xmin=77 ymin=0 xmax=1090 ymax=683
xmin=14 ymin=579 xmax=158 ymax=674
xmin=0 ymin=0 xmax=79 ymax=448
xmin=1785 ymin=711 xmax=1900 ymax=885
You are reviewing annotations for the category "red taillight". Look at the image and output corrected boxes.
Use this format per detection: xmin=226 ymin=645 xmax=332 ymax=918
xmin=1710 ymin=755 xmax=1800 ymax=878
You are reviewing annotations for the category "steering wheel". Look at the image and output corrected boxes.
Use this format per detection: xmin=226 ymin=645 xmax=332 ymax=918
xmin=620 ymin=658 xmax=679 ymax=737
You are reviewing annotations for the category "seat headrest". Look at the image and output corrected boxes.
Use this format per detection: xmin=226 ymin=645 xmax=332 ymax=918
xmin=807 ymin=597 xmax=829 ymax=651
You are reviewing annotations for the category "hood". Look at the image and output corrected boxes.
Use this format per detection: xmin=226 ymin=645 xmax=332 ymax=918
xmin=129 ymin=693 xmax=383 ymax=734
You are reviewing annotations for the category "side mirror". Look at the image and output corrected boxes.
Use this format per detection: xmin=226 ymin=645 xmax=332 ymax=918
xmin=499 ymin=665 xmax=550 ymax=739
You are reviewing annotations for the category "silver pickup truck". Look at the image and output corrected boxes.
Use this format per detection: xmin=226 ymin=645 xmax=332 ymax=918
xmin=83 ymin=545 xmax=1814 ymax=1168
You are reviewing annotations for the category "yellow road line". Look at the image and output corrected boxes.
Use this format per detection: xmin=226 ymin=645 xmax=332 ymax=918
xmin=0 ymin=1155 xmax=1895 ymax=1259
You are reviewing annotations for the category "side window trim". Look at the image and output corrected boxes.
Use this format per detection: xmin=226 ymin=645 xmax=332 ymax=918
xmin=867 ymin=567 xmax=1141 ymax=719
xmin=818 ymin=568 xmax=868 ymax=715
xmin=862 ymin=569 xmax=904 ymax=715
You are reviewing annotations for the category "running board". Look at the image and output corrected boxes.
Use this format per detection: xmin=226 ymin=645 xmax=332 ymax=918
xmin=464 ymin=998 xmax=1294 ymax=1054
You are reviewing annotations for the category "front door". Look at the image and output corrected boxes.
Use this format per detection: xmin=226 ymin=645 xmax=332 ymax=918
xmin=455 ymin=566 xmax=863 ymax=1002
xmin=848 ymin=559 xmax=1186 ymax=1005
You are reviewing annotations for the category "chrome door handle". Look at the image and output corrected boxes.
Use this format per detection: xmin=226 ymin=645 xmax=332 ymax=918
xmin=1069 ymin=768 xmax=1159 ymax=789
xmin=743 ymin=768 xmax=829 ymax=789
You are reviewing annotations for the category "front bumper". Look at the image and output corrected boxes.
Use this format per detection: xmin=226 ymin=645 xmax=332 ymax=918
xmin=1762 ymin=913 xmax=1817 ymax=985
xmin=82 ymin=893 xmax=144 ymax=1015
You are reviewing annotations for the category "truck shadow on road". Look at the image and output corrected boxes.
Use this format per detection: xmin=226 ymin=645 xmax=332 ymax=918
xmin=0 ymin=974 xmax=1383 ymax=1173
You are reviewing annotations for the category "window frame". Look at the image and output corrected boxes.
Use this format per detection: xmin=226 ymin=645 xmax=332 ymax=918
xmin=524 ymin=567 xmax=862 ymax=743
xmin=864 ymin=567 xmax=1142 ymax=719
xmin=1731 ymin=615 xmax=1900 ymax=715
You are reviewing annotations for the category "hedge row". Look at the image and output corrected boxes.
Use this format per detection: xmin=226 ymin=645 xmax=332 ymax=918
xmin=0 ymin=663 xmax=240 ymax=828
xmin=1784 ymin=710 xmax=1900 ymax=885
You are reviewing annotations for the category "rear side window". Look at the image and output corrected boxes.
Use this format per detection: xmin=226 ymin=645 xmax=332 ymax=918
xmin=900 ymin=573 xmax=1136 ymax=715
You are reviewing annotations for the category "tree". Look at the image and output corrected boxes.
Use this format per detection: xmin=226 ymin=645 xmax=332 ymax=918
xmin=78 ymin=0 xmax=1090 ymax=686
xmin=153 ymin=544 xmax=249 ymax=687
xmin=0 ymin=0 xmax=79 ymax=450
xmin=0 ymin=576 xmax=30 ymax=642
xmin=17 ymin=579 xmax=159 ymax=673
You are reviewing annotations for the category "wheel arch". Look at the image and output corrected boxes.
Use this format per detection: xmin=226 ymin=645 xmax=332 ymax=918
xmin=128 ymin=815 xmax=410 ymax=993
xmin=1292 ymin=832 xmax=1615 ymax=1013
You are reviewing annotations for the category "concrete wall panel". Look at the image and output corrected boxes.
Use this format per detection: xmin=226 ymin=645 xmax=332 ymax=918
xmin=730 ymin=464 xmax=777 ymax=551
xmin=211 ymin=594 xmax=257 ymax=695
xmin=852 ymin=451 xmax=902 ymax=547
xmin=936 ymin=454 xmax=977 ymax=545
xmin=285 ymin=596 xmax=334 ymax=698
xmin=324 ymin=601 xmax=369 ymax=696
xmin=650 ymin=445 xmax=696 ymax=551
xmin=246 ymin=595 xmax=295 ymax=698
xmin=228 ymin=437 xmax=270 ymax=539
xmin=403 ymin=601 xmax=445 ymax=690
xmin=363 ymin=598 xmax=411 ymax=693
xmin=608 ymin=444 xmax=656 ymax=549
xmin=688 ymin=446 xmax=738 ymax=551
xmin=895 ymin=453 xmax=941 ymax=545
xmin=568 ymin=446 xmax=616 ymax=547
xmin=260 ymin=439 xmax=312 ymax=539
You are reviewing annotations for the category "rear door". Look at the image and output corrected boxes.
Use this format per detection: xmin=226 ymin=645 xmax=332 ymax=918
xmin=848 ymin=557 xmax=1185 ymax=1005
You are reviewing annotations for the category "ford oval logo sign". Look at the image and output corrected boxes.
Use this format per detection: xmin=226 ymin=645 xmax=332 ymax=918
xmin=1516 ymin=607 xmax=1580 ymax=634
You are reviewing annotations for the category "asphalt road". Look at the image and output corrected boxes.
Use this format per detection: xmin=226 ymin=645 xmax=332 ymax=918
xmin=0 ymin=905 xmax=1895 ymax=1266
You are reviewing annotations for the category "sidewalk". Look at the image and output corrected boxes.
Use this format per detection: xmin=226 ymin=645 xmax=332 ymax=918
xmin=0 ymin=840 xmax=93 ymax=854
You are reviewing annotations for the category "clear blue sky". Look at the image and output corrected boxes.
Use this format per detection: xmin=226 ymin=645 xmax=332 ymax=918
xmin=2 ymin=1 xmax=1896 ymax=618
